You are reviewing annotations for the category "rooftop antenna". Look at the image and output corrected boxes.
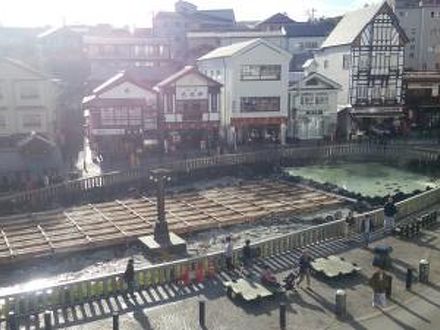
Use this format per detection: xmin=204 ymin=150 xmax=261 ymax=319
xmin=307 ymin=8 xmax=317 ymax=22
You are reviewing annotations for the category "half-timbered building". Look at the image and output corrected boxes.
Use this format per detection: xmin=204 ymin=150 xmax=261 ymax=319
xmin=314 ymin=2 xmax=409 ymax=137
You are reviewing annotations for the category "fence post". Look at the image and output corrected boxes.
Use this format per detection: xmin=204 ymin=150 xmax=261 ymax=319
xmin=7 ymin=311 xmax=18 ymax=330
xmin=279 ymin=302 xmax=286 ymax=329
xmin=199 ymin=299 xmax=206 ymax=327
xmin=112 ymin=312 xmax=119 ymax=330
xmin=419 ymin=259 xmax=430 ymax=283
xmin=335 ymin=289 xmax=346 ymax=318
xmin=406 ymin=268 xmax=413 ymax=290
xmin=44 ymin=310 xmax=53 ymax=330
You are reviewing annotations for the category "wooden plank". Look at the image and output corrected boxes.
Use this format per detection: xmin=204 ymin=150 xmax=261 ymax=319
xmin=64 ymin=211 xmax=93 ymax=243
xmin=116 ymin=199 xmax=152 ymax=227
xmin=89 ymin=203 xmax=128 ymax=237
xmin=1 ymin=229 xmax=14 ymax=257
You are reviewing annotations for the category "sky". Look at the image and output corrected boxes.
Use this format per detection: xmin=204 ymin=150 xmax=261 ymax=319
xmin=0 ymin=0 xmax=380 ymax=28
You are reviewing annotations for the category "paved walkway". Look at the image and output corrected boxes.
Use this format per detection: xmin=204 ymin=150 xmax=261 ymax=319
xmin=13 ymin=220 xmax=436 ymax=330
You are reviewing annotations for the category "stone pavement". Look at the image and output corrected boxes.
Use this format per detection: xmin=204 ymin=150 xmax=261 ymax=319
xmin=56 ymin=223 xmax=440 ymax=330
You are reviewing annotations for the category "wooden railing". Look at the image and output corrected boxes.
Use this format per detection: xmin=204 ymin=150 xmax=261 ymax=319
xmin=1 ymin=142 xmax=439 ymax=215
xmin=0 ymin=182 xmax=439 ymax=319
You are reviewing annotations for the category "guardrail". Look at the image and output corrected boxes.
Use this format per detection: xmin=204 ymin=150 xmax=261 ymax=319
xmin=1 ymin=180 xmax=439 ymax=320
xmin=1 ymin=142 xmax=439 ymax=215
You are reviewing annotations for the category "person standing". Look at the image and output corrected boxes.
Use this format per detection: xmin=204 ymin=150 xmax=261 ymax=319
xmin=345 ymin=210 xmax=355 ymax=238
xmin=384 ymin=197 xmax=397 ymax=234
xmin=225 ymin=236 xmax=234 ymax=271
xmin=369 ymin=268 xmax=388 ymax=308
xmin=296 ymin=249 xmax=312 ymax=288
xmin=361 ymin=215 xmax=372 ymax=247
xmin=242 ymin=239 xmax=253 ymax=269
xmin=124 ymin=259 xmax=136 ymax=294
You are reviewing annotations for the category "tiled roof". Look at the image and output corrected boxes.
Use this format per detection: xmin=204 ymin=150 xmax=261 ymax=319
xmin=257 ymin=13 xmax=296 ymax=26
xmin=284 ymin=21 xmax=336 ymax=37
xmin=197 ymin=39 xmax=258 ymax=60
xmin=155 ymin=66 xmax=222 ymax=89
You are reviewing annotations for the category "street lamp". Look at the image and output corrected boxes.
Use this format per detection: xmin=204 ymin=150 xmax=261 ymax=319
xmin=149 ymin=168 xmax=172 ymax=245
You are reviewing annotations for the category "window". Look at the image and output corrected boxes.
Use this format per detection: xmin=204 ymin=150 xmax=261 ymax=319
xmin=301 ymin=93 xmax=314 ymax=105
xmin=356 ymin=86 xmax=368 ymax=101
xmin=315 ymin=93 xmax=328 ymax=105
xmin=240 ymin=65 xmax=281 ymax=81
xmin=342 ymin=55 xmax=351 ymax=70
xmin=19 ymin=83 xmax=39 ymax=100
xmin=100 ymin=107 xmax=142 ymax=126
xmin=240 ymin=97 xmax=280 ymax=112
xmin=323 ymin=60 xmax=329 ymax=69
xmin=210 ymin=93 xmax=218 ymax=113
xmin=22 ymin=114 xmax=42 ymax=128
xmin=409 ymin=53 xmax=415 ymax=58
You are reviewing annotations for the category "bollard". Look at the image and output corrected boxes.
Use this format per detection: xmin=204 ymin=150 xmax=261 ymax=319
xmin=335 ymin=289 xmax=346 ymax=318
xmin=199 ymin=300 xmax=206 ymax=327
xmin=7 ymin=311 xmax=18 ymax=330
xmin=44 ymin=310 xmax=53 ymax=330
xmin=406 ymin=268 xmax=413 ymax=290
xmin=419 ymin=259 xmax=430 ymax=284
xmin=112 ymin=312 xmax=119 ymax=330
xmin=279 ymin=302 xmax=286 ymax=329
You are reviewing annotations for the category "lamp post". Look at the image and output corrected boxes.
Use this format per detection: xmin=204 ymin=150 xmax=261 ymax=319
xmin=149 ymin=168 xmax=172 ymax=245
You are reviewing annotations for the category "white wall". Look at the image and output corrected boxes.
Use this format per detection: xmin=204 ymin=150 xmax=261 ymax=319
xmin=0 ymin=60 xmax=57 ymax=137
xmin=314 ymin=45 xmax=351 ymax=105
xmin=100 ymin=81 xmax=156 ymax=105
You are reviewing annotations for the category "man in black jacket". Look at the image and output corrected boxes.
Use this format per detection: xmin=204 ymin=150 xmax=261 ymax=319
xmin=384 ymin=197 xmax=397 ymax=234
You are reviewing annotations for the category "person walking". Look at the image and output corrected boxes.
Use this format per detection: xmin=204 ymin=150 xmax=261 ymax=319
xmin=384 ymin=196 xmax=397 ymax=234
xmin=124 ymin=258 xmax=136 ymax=294
xmin=224 ymin=236 xmax=234 ymax=271
xmin=361 ymin=215 xmax=372 ymax=247
xmin=296 ymin=249 xmax=312 ymax=288
xmin=369 ymin=268 xmax=388 ymax=308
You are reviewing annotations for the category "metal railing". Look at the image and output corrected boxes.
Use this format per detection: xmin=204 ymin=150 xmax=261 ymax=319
xmin=1 ymin=142 xmax=439 ymax=215
xmin=0 ymin=182 xmax=439 ymax=319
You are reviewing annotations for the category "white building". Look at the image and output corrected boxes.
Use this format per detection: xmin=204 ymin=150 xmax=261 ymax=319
xmin=0 ymin=57 xmax=58 ymax=138
xmin=197 ymin=39 xmax=292 ymax=147
xmin=288 ymin=70 xmax=341 ymax=140
xmin=313 ymin=2 xmax=408 ymax=137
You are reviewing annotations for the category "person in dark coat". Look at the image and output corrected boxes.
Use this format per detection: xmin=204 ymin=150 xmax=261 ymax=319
xmin=296 ymin=249 xmax=312 ymax=288
xmin=242 ymin=239 xmax=252 ymax=268
xmin=383 ymin=196 xmax=397 ymax=234
xmin=369 ymin=268 xmax=388 ymax=308
xmin=124 ymin=258 xmax=136 ymax=293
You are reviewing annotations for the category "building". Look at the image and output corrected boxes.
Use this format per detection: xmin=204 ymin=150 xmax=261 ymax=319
xmin=404 ymin=71 xmax=440 ymax=134
xmin=82 ymin=69 xmax=159 ymax=164
xmin=288 ymin=69 xmax=341 ymax=140
xmin=314 ymin=2 xmax=408 ymax=138
xmin=83 ymin=33 xmax=173 ymax=85
xmin=0 ymin=57 xmax=59 ymax=138
xmin=154 ymin=66 xmax=222 ymax=151
xmin=0 ymin=57 xmax=62 ymax=178
xmin=187 ymin=18 xmax=335 ymax=73
xmin=391 ymin=0 xmax=440 ymax=71
xmin=83 ymin=65 xmax=220 ymax=161
xmin=197 ymin=39 xmax=292 ymax=147
xmin=153 ymin=0 xmax=236 ymax=61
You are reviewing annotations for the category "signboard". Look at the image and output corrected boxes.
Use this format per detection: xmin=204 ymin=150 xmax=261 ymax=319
xmin=91 ymin=128 xmax=125 ymax=136
xmin=176 ymin=86 xmax=208 ymax=100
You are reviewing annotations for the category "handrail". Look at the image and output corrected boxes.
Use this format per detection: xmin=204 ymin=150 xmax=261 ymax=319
xmin=0 ymin=181 xmax=439 ymax=318
xmin=1 ymin=143 xmax=438 ymax=208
